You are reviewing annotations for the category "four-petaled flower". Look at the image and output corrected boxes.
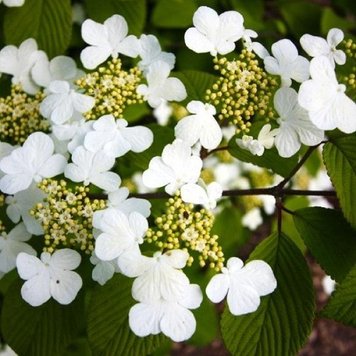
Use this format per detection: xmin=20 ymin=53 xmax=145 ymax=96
xmin=16 ymin=249 xmax=82 ymax=306
xmin=206 ymin=257 xmax=277 ymax=315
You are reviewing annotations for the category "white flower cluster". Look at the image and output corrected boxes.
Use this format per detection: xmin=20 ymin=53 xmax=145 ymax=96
xmin=0 ymin=3 xmax=353 ymax=343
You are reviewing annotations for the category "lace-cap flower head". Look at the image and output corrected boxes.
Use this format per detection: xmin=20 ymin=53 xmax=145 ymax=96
xmin=298 ymin=56 xmax=356 ymax=133
xmin=80 ymin=14 xmax=138 ymax=69
xmin=300 ymin=28 xmax=346 ymax=67
xmin=206 ymin=257 xmax=277 ymax=315
xmin=16 ymin=248 xmax=82 ymax=306
xmin=0 ymin=132 xmax=67 ymax=195
xmin=184 ymin=6 xmax=244 ymax=56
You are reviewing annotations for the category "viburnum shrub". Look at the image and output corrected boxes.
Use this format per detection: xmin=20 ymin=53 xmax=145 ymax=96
xmin=0 ymin=1 xmax=355 ymax=355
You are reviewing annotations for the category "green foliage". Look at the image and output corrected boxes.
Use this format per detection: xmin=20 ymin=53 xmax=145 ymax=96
xmin=221 ymin=232 xmax=315 ymax=356
xmin=87 ymin=274 xmax=166 ymax=355
xmin=321 ymin=263 xmax=356 ymax=327
xmin=228 ymin=136 xmax=299 ymax=178
xmin=1 ymin=280 xmax=85 ymax=356
xmin=4 ymin=0 xmax=72 ymax=58
xmin=321 ymin=7 xmax=354 ymax=35
xmin=84 ymin=0 xmax=146 ymax=35
xmin=323 ymin=134 xmax=356 ymax=229
xmin=152 ymin=0 xmax=198 ymax=28
xmin=294 ymin=207 xmax=356 ymax=282
xmin=172 ymin=70 xmax=217 ymax=104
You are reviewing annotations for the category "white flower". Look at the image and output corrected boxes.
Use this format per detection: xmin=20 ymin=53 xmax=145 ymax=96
xmin=184 ymin=6 xmax=244 ymax=56
xmin=264 ymin=39 xmax=310 ymax=86
xmin=136 ymin=34 xmax=175 ymax=74
xmin=16 ymin=249 xmax=82 ymax=306
xmin=0 ymin=132 xmax=67 ymax=194
xmin=300 ymin=28 xmax=346 ymax=66
xmin=40 ymin=80 xmax=95 ymax=125
xmin=0 ymin=223 xmax=35 ymax=273
xmin=137 ymin=61 xmax=187 ymax=108
xmin=5 ymin=183 xmax=46 ymax=235
xmin=84 ymin=114 xmax=153 ymax=158
xmin=274 ymin=87 xmax=325 ymax=158
xmin=298 ymin=56 xmax=356 ymax=133
xmin=241 ymin=208 xmax=263 ymax=230
xmin=90 ymin=253 xmax=119 ymax=286
xmin=307 ymin=169 xmax=333 ymax=208
xmin=0 ymin=0 xmax=25 ymax=6
xmin=80 ymin=14 xmax=138 ymax=69
xmin=206 ymin=257 xmax=277 ymax=315
xmin=236 ymin=124 xmax=278 ymax=156
xmin=242 ymin=28 xmax=269 ymax=59
xmin=119 ymin=249 xmax=202 ymax=342
xmin=181 ymin=180 xmax=222 ymax=209
xmin=64 ymin=146 xmax=121 ymax=192
xmin=142 ymin=139 xmax=202 ymax=195
xmin=0 ymin=38 xmax=45 ymax=94
xmin=93 ymin=209 xmax=148 ymax=263
xmin=0 ymin=142 xmax=16 ymax=177
xmin=153 ymin=101 xmax=172 ymax=126
xmin=175 ymin=101 xmax=222 ymax=150
xmin=31 ymin=55 xmax=83 ymax=88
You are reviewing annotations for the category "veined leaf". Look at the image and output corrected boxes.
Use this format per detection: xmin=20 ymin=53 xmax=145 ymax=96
xmin=321 ymin=263 xmax=356 ymax=327
xmin=323 ymin=134 xmax=356 ymax=229
xmin=228 ymin=136 xmax=299 ymax=177
xmin=1 ymin=280 xmax=84 ymax=356
xmin=221 ymin=233 xmax=315 ymax=356
xmin=87 ymin=274 xmax=166 ymax=355
xmin=294 ymin=207 xmax=356 ymax=282
xmin=4 ymin=0 xmax=72 ymax=58
xmin=84 ymin=0 xmax=146 ymax=35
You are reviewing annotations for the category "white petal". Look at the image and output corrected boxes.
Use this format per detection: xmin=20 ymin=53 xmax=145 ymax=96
xmin=300 ymin=34 xmax=329 ymax=57
xmin=181 ymin=183 xmax=208 ymax=206
xmin=50 ymin=270 xmax=82 ymax=304
xmin=81 ymin=19 xmax=109 ymax=46
xmin=227 ymin=282 xmax=261 ymax=315
xmin=327 ymin=28 xmax=344 ymax=47
xmin=184 ymin=28 xmax=215 ymax=54
xmin=274 ymin=87 xmax=298 ymax=117
xmin=271 ymin=39 xmax=298 ymax=62
xmin=37 ymin=154 xmax=66 ymax=178
xmin=128 ymin=212 xmax=148 ymax=242
xmin=8 ymin=222 xmax=31 ymax=242
xmin=163 ymin=249 xmax=189 ymax=269
xmin=180 ymin=284 xmax=203 ymax=309
xmin=64 ymin=164 xmax=87 ymax=183
xmin=129 ymin=302 xmax=162 ymax=337
xmin=92 ymin=260 xmax=115 ymax=285
xmin=21 ymin=273 xmax=51 ymax=306
xmin=118 ymin=245 xmax=153 ymax=277
xmin=290 ymin=56 xmax=310 ymax=83
xmin=0 ymin=174 xmax=33 ymax=195
xmin=206 ymin=273 xmax=230 ymax=303
xmin=174 ymin=115 xmax=201 ymax=147
xmin=241 ymin=260 xmax=277 ymax=296
xmin=160 ymin=303 xmax=196 ymax=342
xmin=193 ymin=6 xmax=220 ymax=36
xmin=333 ymin=50 xmax=346 ymax=65
xmin=275 ymin=124 xmax=300 ymax=158
xmin=50 ymin=249 xmax=81 ymax=270
xmin=16 ymin=253 xmax=43 ymax=280
xmin=334 ymin=94 xmax=356 ymax=134
xmin=90 ymin=171 xmax=121 ymax=192
xmin=142 ymin=157 xmax=175 ymax=188
xmin=121 ymin=126 xmax=153 ymax=152
xmin=80 ymin=46 xmax=111 ymax=70
xmin=95 ymin=233 xmax=125 ymax=261
xmin=72 ymin=92 xmax=95 ymax=113
xmin=199 ymin=116 xmax=222 ymax=149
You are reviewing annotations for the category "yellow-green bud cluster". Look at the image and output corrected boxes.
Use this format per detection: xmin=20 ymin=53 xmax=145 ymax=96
xmin=0 ymin=194 xmax=4 ymax=207
xmin=31 ymin=179 xmax=106 ymax=254
xmin=75 ymin=58 xmax=143 ymax=120
xmin=145 ymin=195 xmax=224 ymax=271
xmin=343 ymin=38 xmax=356 ymax=60
xmin=0 ymin=219 xmax=5 ymax=233
xmin=205 ymin=50 xmax=277 ymax=133
xmin=0 ymin=85 xmax=49 ymax=144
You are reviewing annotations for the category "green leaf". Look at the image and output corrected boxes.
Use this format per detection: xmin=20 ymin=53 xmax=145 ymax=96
xmin=323 ymin=134 xmax=356 ymax=229
xmin=221 ymin=233 xmax=315 ymax=356
xmin=152 ymin=0 xmax=198 ymax=28
xmin=173 ymin=70 xmax=217 ymax=104
xmin=228 ymin=136 xmax=299 ymax=178
xmin=321 ymin=263 xmax=356 ymax=327
xmin=294 ymin=207 xmax=356 ymax=282
xmin=211 ymin=205 xmax=248 ymax=259
xmin=87 ymin=274 xmax=166 ymax=355
xmin=84 ymin=0 xmax=146 ymax=35
xmin=321 ymin=8 xmax=354 ymax=35
xmin=4 ymin=0 xmax=72 ymax=58
xmin=1 ymin=280 xmax=85 ymax=356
